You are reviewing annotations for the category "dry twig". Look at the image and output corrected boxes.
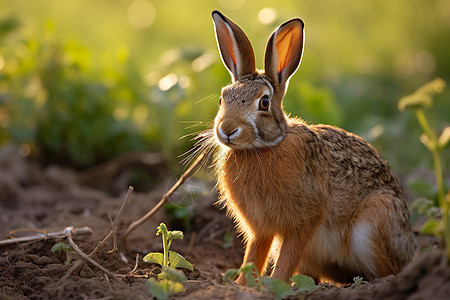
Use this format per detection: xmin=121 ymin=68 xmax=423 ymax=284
xmin=0 ymin=227 xmax=93 ymax=247
xmin=130 ymin=254 xmax=140 ymax=274
xmin=64 ymin=227 xmax=119 ymax=281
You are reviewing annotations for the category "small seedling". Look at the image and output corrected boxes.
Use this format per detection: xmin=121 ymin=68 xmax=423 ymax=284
xmin=143 ymin=223 xmax=193 ymax=271
xmin=146 ymin=267 xmax=187 ymax=300
xmin=224 ymin=262 xmax=317 ymax=300
xmin=349 ymin=276 xmax=367 ymax=289
xmin=51 ymin=242 xmax=74 ymax=265
xmin=143 ymin=223 xmax=193 ymax=299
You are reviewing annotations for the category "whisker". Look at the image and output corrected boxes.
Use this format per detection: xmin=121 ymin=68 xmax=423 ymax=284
xmin=179 ymin=128 xmax=218 ymax=168
xmin=182 ymin=121 xmax=214 ymax=129
xmin=179 ymin=131 xmax=204 ymax=140
xmin=195 ymin=93 xmax=220 ymax=105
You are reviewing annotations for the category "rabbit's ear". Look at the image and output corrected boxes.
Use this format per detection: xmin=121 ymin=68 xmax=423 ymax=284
xmin=212 ymin=10 xmax=256 ymax=82
xmin=264 ymin=18 xmax=304 ymax=93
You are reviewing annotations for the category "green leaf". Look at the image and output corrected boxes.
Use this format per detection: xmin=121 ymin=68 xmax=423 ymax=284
xmin=238 ymin=262 xmax=260 ymax=287
xmin=438 ymin=127 xmax=450 ymax=149
xmin=158 ymin=266 xmax=187 ymax=282
xmin=398 ymin=78 xmax=446 ymax=112
xmin=350 ymin=276 xmax=366 ymax=288
xmin=410 ymin=197 xmax=435 ymax=216
xmin=51 ymin=242 xmax=73 ymax=253
xmin=291 ymin=274 xmax=317 ymax=293
xmin=398 ymin=94 xmax=432 ymax=112
xmin=169 ymin=251 xmax=193 ymax=271
xmin=157 ymin=223 xmax=169 ymax=237
xmin=143 ymin=252 xmax=164 ymax=266
xmin=168 ymin=230 xmax=184 ymax=241
xmin=146 ymin=278 xmax=184 ymax=300
xmin=260 ymin=277 xmax=295 ymax=300
xmin=419 ymin=134 xmax=435 ymax=152
xmin=421 ymin=218 xmax=442 ymax=235
xmin=223 ymin=268 xmax=240 ymax=283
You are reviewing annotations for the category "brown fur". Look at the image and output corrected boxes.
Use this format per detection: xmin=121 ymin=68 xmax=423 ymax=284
xmin=208 ymin=10 xmax=416 ymax=285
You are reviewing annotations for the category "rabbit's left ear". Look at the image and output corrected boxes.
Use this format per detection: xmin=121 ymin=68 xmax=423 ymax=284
xmin=264 ymin=18 xmax=304 ymax=93
xmin=212 ymin=10 xmax=256 ymax=82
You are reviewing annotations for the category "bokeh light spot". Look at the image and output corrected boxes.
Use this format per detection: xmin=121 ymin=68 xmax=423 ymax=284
xmin=178 ymin=76 xmax=191 ymax=89
xmin=128 ymin=0 xmax=156 ymax=28
xmin=415 ymin=51 xmax=436 ymax=75
xmin=158 ymin=73 xmax=178 ymax=91
xmin=19 ymin=144 xmax=31 ymax=158
xmin=258 ymin=7 xmax=277 ymax=24
xmin=192 ymin=52 xmax=215 ymax=72
xmin=113 ymin=107 xmax=129 ymax=121
xmin=132 ymin=105 xmax=148 ymax=125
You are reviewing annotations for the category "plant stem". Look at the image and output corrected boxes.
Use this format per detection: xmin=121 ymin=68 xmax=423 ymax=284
xmin=414 ymin=108 xmax=435 ymax=141
xmin=162 ymin=231 xmax=169 ymax=268
xmin=415 ymin=107 xmax=449 ymax=265
xmin=414 ymin=108 xmax=445 ymax=203
xmin=444 ymin=192 xmax=450 ymax=266
xmin=431 ymin=151 xmax=445 ymax=207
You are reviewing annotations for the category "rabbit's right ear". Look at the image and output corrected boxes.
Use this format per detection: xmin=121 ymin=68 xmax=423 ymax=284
xmin=212 ymin=10 xmax=256 ymax=82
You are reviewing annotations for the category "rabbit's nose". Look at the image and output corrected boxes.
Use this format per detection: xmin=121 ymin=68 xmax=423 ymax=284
xmin=219 ymin=127 xmax=240 ymax=139
xmin=218 ymin=119 xmax=241 ymax=141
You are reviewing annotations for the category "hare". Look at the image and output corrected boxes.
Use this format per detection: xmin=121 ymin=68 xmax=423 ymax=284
xmin=203 ymin=10 xmax=416 ymax=284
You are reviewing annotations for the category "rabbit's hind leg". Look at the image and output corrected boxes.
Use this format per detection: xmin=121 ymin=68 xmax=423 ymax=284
xmin=350 ymin=192 xmax=415 ymax=280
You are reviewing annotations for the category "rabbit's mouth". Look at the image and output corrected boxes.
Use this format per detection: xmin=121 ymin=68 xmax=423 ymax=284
xmin=215 ymin=125 xmax=245 ymax=149
xmin=214 ymin=119 xmax=254 ymax=150
xmin=214 ymin=120 xmax=285 ymax=150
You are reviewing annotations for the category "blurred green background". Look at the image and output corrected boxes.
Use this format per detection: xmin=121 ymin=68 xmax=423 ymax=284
xmin=0 ymin=0 xmax=449 ymax=180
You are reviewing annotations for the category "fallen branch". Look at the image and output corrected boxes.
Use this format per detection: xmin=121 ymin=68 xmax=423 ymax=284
xmin=0 ymin=227 xmax=93 ymax=247
xmin=122 ymin=152 xmax=206 ymax=243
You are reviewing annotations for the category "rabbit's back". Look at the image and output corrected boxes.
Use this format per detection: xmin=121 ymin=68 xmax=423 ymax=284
xmin=315 ymin=124 xmax=402 ymax=198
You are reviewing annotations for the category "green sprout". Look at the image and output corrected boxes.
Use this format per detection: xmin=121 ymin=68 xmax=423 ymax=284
xmin=143 ymin=223 xmax=193 ymax=271
xmin=51 ymin=242 xmax=74 ymax=265
xmin=350 ymin=276 xmax=367 ymax=289
xmin=143 ymin=223 xmax=193 ymax=299
xmin=399 ymin=78 xmax=450 ymax=265
xmin=224 ymin=262 xmax=317 ymax=300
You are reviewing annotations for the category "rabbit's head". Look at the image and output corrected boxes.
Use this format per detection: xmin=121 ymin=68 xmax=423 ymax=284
xmin=212 ymin=11 xmax=304 ymax=150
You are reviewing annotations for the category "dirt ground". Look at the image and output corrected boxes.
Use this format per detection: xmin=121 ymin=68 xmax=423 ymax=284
xmin=1 ymin=144 xmax=449 ymax=300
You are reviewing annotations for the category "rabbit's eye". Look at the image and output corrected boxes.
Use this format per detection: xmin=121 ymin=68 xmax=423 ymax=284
xmin=219 ymin=97 xmax=222 ymax=105
xmin=259 ymin=95 xmax=270 ymax=111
